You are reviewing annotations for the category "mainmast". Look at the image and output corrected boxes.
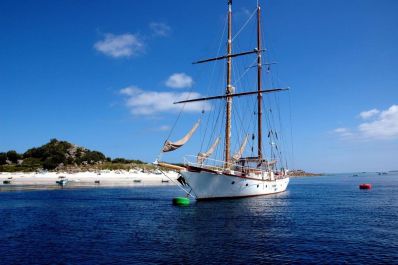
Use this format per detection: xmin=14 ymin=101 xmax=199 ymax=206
xmin=257 ymin=1 xmax=263 ymax=160
xmin=174 ymin=0 xmax=289 ymax=166
xmin=225 ymin=0 xmax=233 ymax=167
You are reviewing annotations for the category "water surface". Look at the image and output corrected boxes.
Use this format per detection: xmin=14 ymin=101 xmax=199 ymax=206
xmin=0 ymin=173 xmax=397 ymax=264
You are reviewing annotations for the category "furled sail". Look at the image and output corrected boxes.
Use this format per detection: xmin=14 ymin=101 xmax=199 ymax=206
xmin=162 ymin=119 xmax=200 ymax=152
xmin=260 ymin=160 xmax=277 ymax=167
xmin=197 ymin=137 xmax=220 ymax=163
xmin=232 ymin=134 xmax=249 ymax=161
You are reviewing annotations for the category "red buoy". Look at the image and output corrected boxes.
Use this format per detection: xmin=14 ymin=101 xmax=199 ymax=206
xmin=359 ymin=183 xmax=372 ymax=190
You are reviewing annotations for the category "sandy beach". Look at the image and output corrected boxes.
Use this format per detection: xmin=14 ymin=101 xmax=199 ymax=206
xmin=0 ymin=170 xmax=179 ymax=188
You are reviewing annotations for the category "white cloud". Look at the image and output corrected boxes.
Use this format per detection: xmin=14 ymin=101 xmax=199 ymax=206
xmin=94 ymin=33 xmax=144 ymax=58
xmin=165 ymin=73 xmax=194 ymax=89
xmin=149 ymin=22 xmax=171 ymax=37
xmin=334 ymin=128 xmax=348 ymax=133
xmin=120 ymin=86 xmax=210 ymax=115
xmin=359 ymin=109 xmax=380 ymax=120
xmin=119 ymin=86 xmax=142 ymax=96
xmin=333 ymin=105 xmax=398 ymax=140
xmin=359 ymin=105 xmax=398 ymax=139
xmin=333 ymin=128 xmax=354 ymax=138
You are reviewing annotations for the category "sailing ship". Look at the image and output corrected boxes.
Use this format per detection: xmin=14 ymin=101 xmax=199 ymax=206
xmin=156 ymin=0 xmax=290 ymax=200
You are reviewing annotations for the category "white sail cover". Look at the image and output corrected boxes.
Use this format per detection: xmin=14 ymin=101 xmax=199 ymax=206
xmin=162 ymin=119 xmax=200 ymax=152
xmin=232 ymin=134 xmax=248 ymax=161
xmin=197 ymin=137 xmax=220 ymax=163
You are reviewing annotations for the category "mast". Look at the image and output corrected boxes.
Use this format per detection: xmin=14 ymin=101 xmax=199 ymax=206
xmin=257 ymin=1 xmax=263 ymax=161
xmin=225 ymin=0 xmax=233 ymax=167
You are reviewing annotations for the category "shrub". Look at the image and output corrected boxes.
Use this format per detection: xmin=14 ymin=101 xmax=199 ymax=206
xmin=22 ymin=157 xmax=42 ymax=168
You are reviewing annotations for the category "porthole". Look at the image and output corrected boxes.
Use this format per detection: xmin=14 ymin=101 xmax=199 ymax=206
xmin=231 ymin=181 xmax=235 ymax=184
xmin=246 ymin=183 xmax=249 ymax=186
xmin=257 ymin=184 xmax=259 ymax=188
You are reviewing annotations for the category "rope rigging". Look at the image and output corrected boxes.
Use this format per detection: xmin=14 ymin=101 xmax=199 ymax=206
xmin=158 ymin=0 xmax=294 ymax=173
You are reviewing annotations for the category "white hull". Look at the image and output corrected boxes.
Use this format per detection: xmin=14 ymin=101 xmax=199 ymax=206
xmin=181 ymin=171 xmax=289 ymax=200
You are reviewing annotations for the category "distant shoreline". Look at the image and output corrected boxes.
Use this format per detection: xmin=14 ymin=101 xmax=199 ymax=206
xmin=288 ymin=170 xmax=323 ymax=177
xmin=0 ymin=170 xmax=179 ymax=188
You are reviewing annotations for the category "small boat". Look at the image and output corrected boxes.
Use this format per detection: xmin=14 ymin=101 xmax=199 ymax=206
xmin=352 ymin=174 xmax=359 ymax=177
xmin=94 ymin=180 xmax=100 ymax=184
xmin=161 ymin=179 xmax=170 ymax=183
xmin=56 ymin=179 xmax=68 ymax=186
xmin=359 ymin=183 xmax=372 ymax=190
xmin=133 ymin=179 xmax=142 ymax=183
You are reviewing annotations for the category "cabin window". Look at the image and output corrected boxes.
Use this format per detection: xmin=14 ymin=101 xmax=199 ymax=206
xmin=257 ymin=184 xmax=259 ymax=188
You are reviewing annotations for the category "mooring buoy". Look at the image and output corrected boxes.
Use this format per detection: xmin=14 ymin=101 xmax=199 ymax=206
xmin=172 ymin=197 xmax=190 ymax=206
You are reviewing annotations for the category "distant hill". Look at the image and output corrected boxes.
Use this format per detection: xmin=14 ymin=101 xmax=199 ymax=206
xmin=0 ymin=139 xmax=144 ymax=172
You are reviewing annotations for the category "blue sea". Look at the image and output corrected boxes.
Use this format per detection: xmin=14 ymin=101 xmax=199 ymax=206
xmin=1 ymin=173 xmax=397 ymax=264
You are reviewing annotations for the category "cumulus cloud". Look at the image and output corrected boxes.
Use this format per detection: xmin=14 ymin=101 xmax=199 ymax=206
xmin=120 ymin=86 xmax=210 ymax=115
xmin=149 ymin=22 xmax=171 ymax=37
xmin=333 ymin=105 xmax=398 ymax=140
xmin=165 ymin=73 xmax=194 ymax=89
xmin=359 ymin=109 xmax=380 ymax=120
xmin=358 ymin=105 xmax=398 ymax=139
xmin=94 ymin=33 xmax=144 ymax=58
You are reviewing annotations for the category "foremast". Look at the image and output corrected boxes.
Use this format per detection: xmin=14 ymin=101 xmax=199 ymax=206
xmin=257 ymin=2 xmax=263 ymax=161
xmin=225 ymin=0 xmax=264 ymax=166
xmin=169 ymin=0 xmax=289 ymax=170
xmin=225 ymin=0 xmax=233 ymax=167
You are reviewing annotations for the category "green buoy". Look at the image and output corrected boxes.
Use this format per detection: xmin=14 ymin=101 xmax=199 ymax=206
xmin=172 ymin=197 xmax=190 ymax=206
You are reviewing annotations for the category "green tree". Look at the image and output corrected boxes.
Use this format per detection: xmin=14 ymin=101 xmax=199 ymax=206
xmin=112 ymin=158 xmax=128 ymax=164
xmin=130 ymin=159 xmax=144 ymax=164
xmin=6 ymin=150 xmax=21 ymax=163
xmin=43 ymin=153 xmax=65 ymax=170
xmin=80 ymin=151 xmax=106 ymax=164
xmin=0 ymin=152 xmax=7 ymax=165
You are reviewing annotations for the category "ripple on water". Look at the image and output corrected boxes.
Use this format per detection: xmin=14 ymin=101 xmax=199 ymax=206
xmin=0 ymin=174 xmax=397 ymax=264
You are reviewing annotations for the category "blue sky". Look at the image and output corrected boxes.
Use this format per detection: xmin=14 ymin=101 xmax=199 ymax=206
xmin=1 ymin=0 xmax=397 ymax=173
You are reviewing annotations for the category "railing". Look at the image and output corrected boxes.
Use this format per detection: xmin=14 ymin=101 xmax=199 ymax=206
xmin=183 ymin=155 xmax=269 ymax=174
xmin=183 ymin=155 xmax=288 ymax=179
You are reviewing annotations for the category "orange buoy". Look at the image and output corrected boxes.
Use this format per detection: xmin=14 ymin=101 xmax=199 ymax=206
xmin=359 ymin=183 xmax=372 ymax=190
